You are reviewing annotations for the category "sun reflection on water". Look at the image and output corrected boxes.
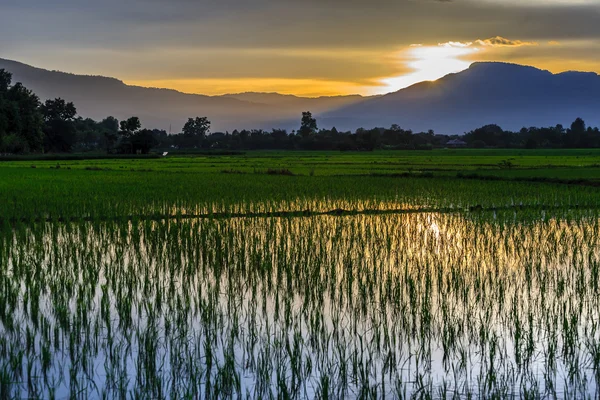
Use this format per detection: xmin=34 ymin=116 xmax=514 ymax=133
xmin=1 ymin=211 xmax=599 ymax=397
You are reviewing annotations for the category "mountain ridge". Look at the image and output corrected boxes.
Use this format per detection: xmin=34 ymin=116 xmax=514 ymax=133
xmin=2 ymin=58 xmax=600 ymax=134
xmin=322 ymin=62 xmax=600 ymax=133
xmin=0 ymin=58 xmax=368 ymax=132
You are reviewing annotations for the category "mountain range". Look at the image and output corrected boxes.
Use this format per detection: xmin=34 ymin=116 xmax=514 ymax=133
xmin=1 ymin=58 xmax=599 ymax=134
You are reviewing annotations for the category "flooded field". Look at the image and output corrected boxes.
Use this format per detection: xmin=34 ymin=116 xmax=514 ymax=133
xmin=2 ymin=209 xmax=600 ymax=398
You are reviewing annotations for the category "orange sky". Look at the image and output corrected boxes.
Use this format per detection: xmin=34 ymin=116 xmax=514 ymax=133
xmin=124 ymin=39 xmax=600 ymax=97
xmin=2 ymin=0 xmax=599 ymax=97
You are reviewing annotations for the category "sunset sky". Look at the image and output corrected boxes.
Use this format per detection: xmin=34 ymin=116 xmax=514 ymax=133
xmin=2 ymin=0 xmax=599 ymax=97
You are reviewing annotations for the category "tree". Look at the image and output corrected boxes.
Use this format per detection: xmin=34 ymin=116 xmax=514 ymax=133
xmin=151 ymin=129 xmax=170 ymax=148
xmin=356 ymin=128 xmax=380 ymax=151
xmin=183 ymin=117 xmax=211 ymax=137
xmin=131 ymin=129 xmax=158 ymax=154
xmin=464 ymin=124 xmax=504 ymax=147
xmin=270 ymin=129 xmax=287 ymax=140
xmin=100 ymin=116 xmax=119 ymax=134
xmin=180 ymin=117 xmax=211 ymax=148
xmin=565 ymin=117 xmax=586 ymax=148
xmin=299 ymin=111 xmax=317 ymax=138
xmin=43 ymin=119 xmax=78 ymax=152
xmin=119 ymin=117 xmax=141 ymax=138
xmin=99 ymin=116 xmax=119 ymax=152
xmin=117 ymin=117 xmax=142 ymax=153
xmin=0 ymin=71 xmax=10 ymax=141
xmin=41 ymin=98 xmax=78 ymax=152
xmin=0 ymin=69 xmax=11 ymax=93
xmin=40 ymin=98 xmax=76 ymax=122
xmin=570 ymin=118 xmax=586 ymax=135
xmin=5 ymin=83 xmax=44 ymax=152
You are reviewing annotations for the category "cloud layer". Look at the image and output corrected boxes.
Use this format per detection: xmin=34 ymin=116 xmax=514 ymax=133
xmin=1 ymin=0 xmax=599 ymax=95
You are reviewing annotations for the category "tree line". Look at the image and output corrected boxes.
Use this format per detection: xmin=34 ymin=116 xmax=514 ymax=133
xmin=157 ymin=115 xmax=600 ymax=152
xmin=0 ymin=70 xmax=164 ymax=154
xmin=2 ymin=68 xmax=600 ymax=154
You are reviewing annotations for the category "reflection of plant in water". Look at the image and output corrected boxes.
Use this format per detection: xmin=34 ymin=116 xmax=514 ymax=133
xmin=1 ymin=212 xmax=600 ymax=398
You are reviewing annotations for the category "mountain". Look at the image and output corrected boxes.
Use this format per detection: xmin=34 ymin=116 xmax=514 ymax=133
xmin=221 ymin=92 xmax=370 ymax=112
xmin=2 ymin=58 xmax=600 ymax=134
xmin=322 ymin=62 xmax=600 ymax=134
xmin=0 ymin=58 xmax=368 ymax=132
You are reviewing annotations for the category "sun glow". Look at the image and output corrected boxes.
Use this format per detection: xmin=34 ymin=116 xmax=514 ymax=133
xmin=380 ymin=44 xmax=480 ymax=93
xmin=121 ymin=38 xmax=566 ymax=97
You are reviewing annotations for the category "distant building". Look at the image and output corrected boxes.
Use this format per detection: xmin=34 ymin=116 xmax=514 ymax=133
xmin=446 ymin=139 xmax=467 ymax=148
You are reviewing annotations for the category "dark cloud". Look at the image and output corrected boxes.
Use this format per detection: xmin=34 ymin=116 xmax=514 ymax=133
xmin=2 ymin=0 xmax=600 ymax=50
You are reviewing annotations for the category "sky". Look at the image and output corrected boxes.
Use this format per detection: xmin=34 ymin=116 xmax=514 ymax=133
xmin=1 ymin=0 xmax=600 ymax=97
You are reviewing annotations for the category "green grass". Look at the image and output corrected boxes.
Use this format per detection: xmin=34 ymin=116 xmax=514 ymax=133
xmin=1 ymin=164 xmax=600 ymax=223
xmin=3 ymin=148 xmax=600 ymax=175
xmin=1 ymin=149 xmax=600 ymax=222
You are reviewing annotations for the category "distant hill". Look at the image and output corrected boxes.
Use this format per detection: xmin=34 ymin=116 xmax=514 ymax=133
xmin=322 ymin=62 xmax=600 ymax=134
xmin=0 ymin=58 xmax=368 ymax=132
xmin=221 ymin=92 xmax=369 ymax=112
xmin=2 ymin=58 xmax=600 ymax=134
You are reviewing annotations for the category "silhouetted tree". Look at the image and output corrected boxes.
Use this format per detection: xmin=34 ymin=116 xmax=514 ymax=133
xmin=571 ymin=118 xmax=586 ymax=134
xmin=99 ymin=116 xmax=119 ymax=152
xmin=181 ymin=117 xmax=211 ymax=148
xmin=566 ymin=117 xmax=586 ymax=148
xmin=100 ymin=116 xmax=119 ymax=134
xmin=183 ymin=117 xmax=211 ymax=137
xmin=41 ymin=98 xmax=76 ymax=122
xmin=271 ymin=128 xmax=287 ymax=140
xmin=117 ymin=117 xmax=142 ymax=153
xmin=151 ymin=129 xmax=169 ymax=148
xmin=1 ymin=79 xmax=44 ymax=152
xmin=0 ymin=71 xmax=10 ymax=143
xmin=299 ymin=111 xmax=317 ymax=138
xmin=41 ymin=98 xmax=78 ymax=152
xmin=464 ymin=124 xmax=504 ymax=147
xmin=119 ymin=117 xmax=141 ymax=139
xmin=0 ymin=69 xmax=11 ymax=93
xmin=131 ymin=129 xmax=158 ymax=154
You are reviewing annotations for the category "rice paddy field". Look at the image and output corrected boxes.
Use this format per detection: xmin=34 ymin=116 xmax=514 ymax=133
xmin=2 ymin=149 xmax=600 ymax=398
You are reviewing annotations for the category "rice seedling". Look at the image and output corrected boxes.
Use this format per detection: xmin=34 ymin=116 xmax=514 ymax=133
xmin=2 ymin=152 xmax=600 ymax=397
xmin=0 ymin=207 xmax=598 ymax=398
